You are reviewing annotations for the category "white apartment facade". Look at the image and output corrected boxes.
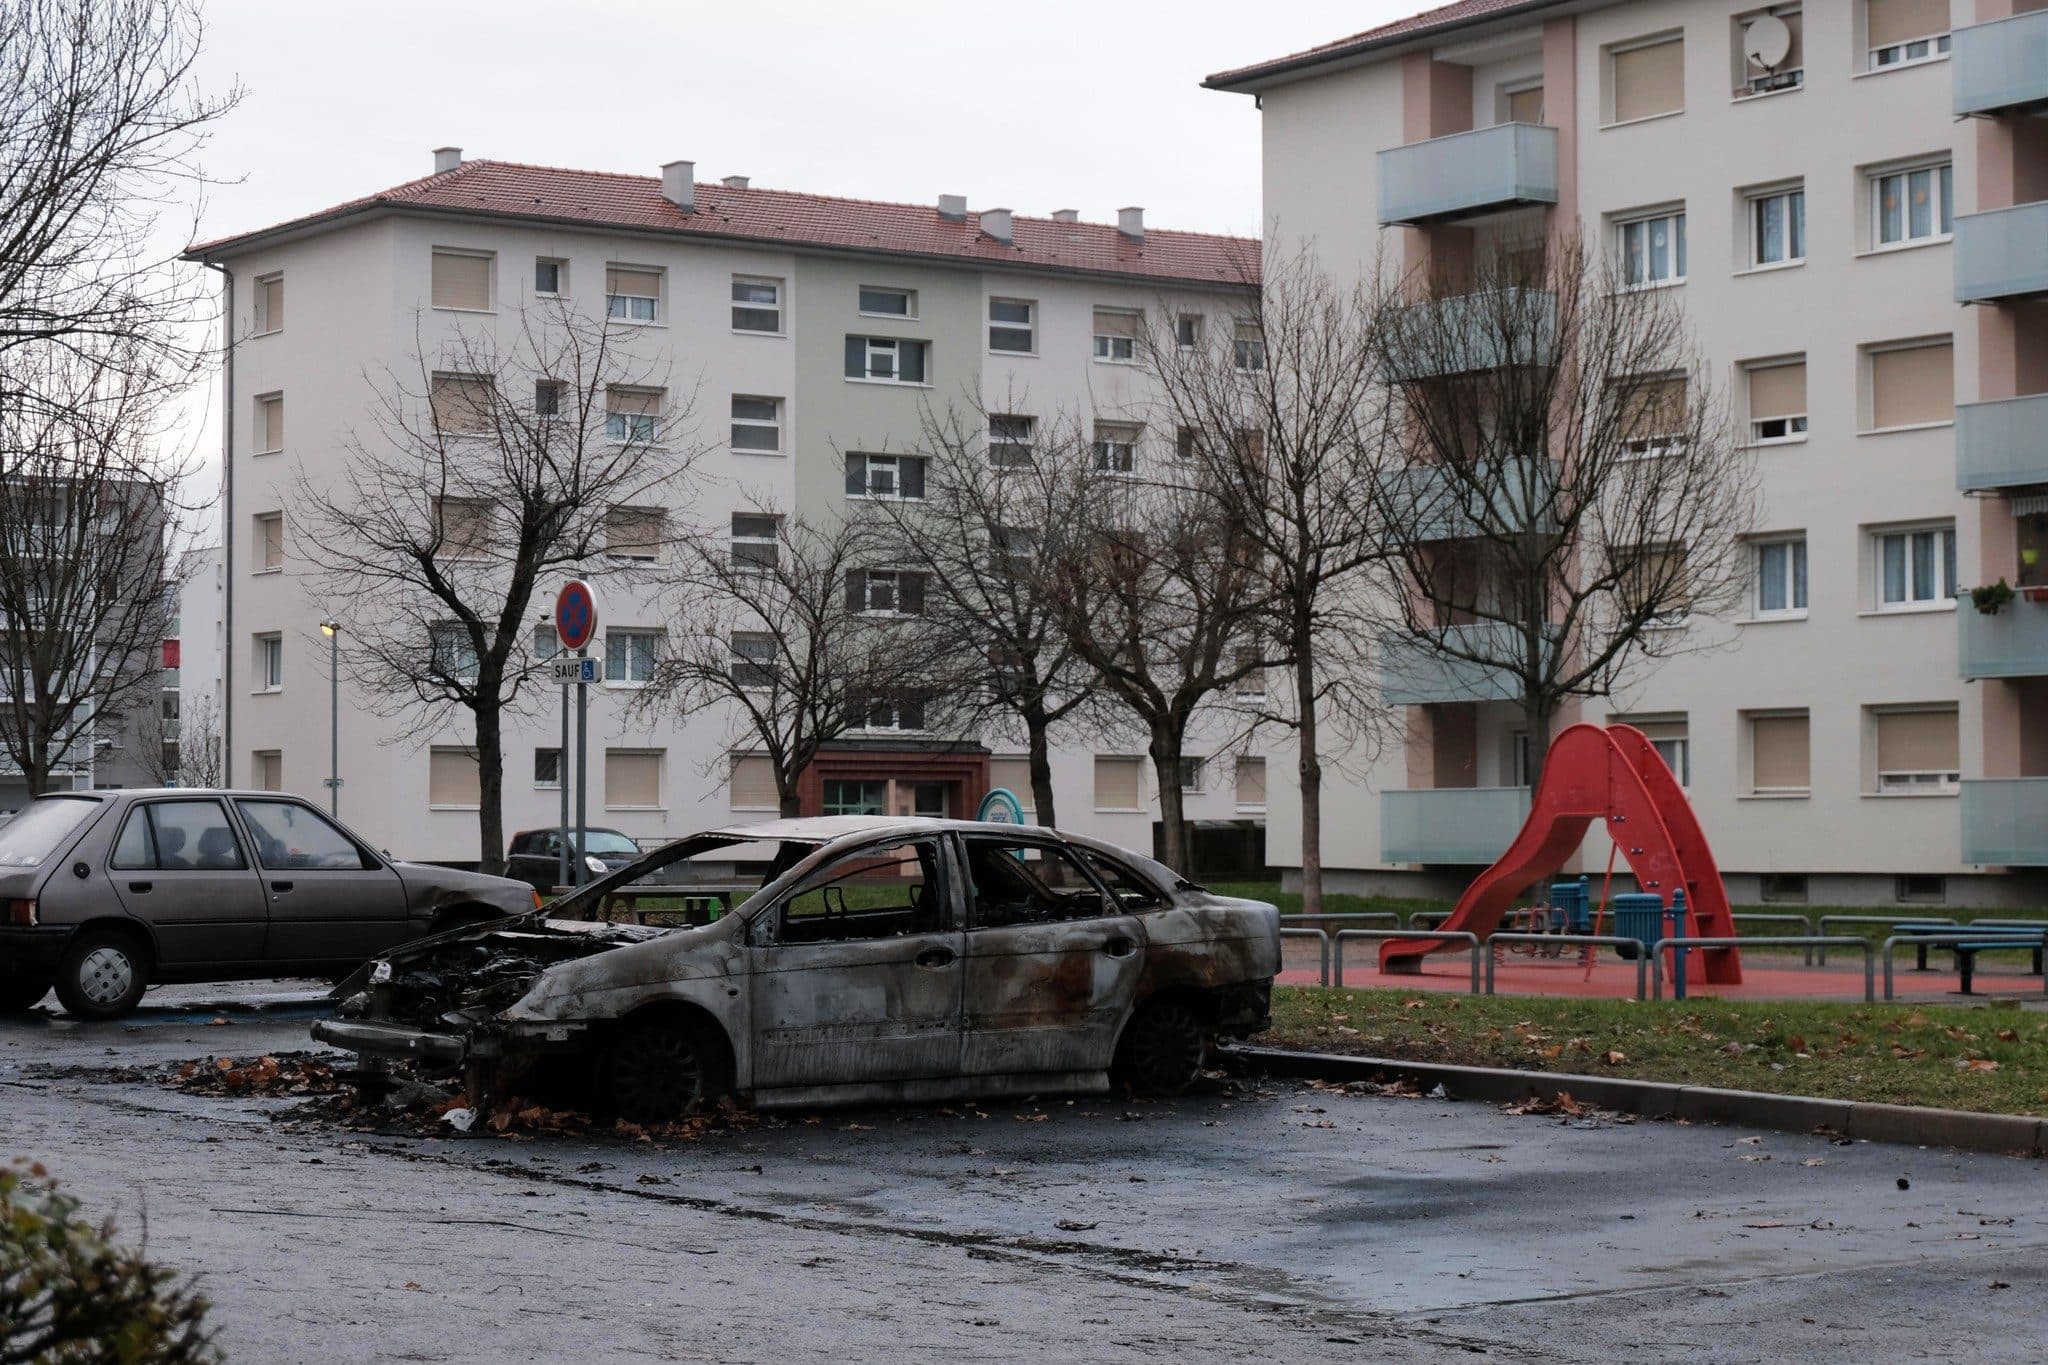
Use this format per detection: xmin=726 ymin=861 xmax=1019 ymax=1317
xmin=1210 ymin=0 xmax=2048 ymax=908
xmin=185 ymin=156 xmax=1267 ymax=866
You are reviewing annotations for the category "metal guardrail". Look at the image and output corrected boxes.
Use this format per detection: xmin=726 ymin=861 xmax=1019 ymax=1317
xmin=1285 ymin=911 xmax=1404 ymax=932
xmin=1815 ymin=914 xmax=1956 ymax=965
xmin=1279 ymin=926 xmax=1331 ymax=988
xmin=1485 ymin=933 xmax=1649 ymax=1000
xmin=1882 ymin=931 xmax=2048 ymax=1001
xmin=1652 ymin=936 xmax=1874 ymax=1003
xmin=1730 ymin=912 xmax=1819 ymax=965
xmin=1331 ymin=928 xmax=1481 ymax=993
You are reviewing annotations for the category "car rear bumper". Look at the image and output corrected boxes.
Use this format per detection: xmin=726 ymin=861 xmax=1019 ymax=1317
xmin=311 ymin=1018 xmax=467 ymax=1066
xmin=0 ymin=925 xmax=74 ymax=978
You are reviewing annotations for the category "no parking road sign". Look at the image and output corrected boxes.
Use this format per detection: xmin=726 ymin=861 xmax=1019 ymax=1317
xmin=555 ymin=579 xmax=599 ymax=652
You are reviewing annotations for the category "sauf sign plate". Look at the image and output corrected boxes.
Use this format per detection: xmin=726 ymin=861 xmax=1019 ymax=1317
xmin=549 ymin=656 xmax=599 ymax=685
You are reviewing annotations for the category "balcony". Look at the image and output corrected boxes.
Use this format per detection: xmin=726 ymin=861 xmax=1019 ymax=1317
xmin=1953 ymin=10 xmax=2048 ymax=117
xmin=1954 ymin=201 xmax=2048 ymax=303
xmin=1381 ymin=458 xmax=1555 ymax=541
xmin=1382 ymin=786 xmax=1530 ymax=864
xmin=1377 ymin=122 xmax=1559 ymax=227
xmin=1960 ymin=778 xmax=2048 ymax=866
xmin=1383 ymin=288 xmax=1556 ymax=380
xmin=1955 ymin=393 xmax=2048 ymax=492
xmin=1381 ymin=623 xmax=1547 ymax=705
xmin=1959 ymin=598 xmax=2048 ymax=679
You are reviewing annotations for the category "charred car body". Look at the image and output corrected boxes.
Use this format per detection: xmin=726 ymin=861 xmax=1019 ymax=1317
xmin=313 ymin=817 xmax=1280 ymax=1118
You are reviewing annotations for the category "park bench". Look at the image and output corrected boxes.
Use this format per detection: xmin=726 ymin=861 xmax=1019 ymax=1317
xmin=1895 ymin=922 xmax=2048 ymax=995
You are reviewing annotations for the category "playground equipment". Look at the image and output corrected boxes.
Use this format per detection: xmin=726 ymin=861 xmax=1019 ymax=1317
xmin=1380 ymin=722 xmax=1743 ymax=984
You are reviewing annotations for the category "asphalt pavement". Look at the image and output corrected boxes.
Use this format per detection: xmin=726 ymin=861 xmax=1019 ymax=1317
xmin=4 ymin=981 xmax=2047 ymax=1362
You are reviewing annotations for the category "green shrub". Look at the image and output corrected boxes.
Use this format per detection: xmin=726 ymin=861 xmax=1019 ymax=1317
xmin=1 ymin=1162 xmax=217 ymax=1364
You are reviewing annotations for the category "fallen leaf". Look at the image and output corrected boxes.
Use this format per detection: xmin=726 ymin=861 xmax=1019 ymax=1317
xmin=1055 ymin=1218 xmax=1098 ymax=1232
xmin=1962 ymin=1059 xmax=2001 ymax=1072
xmin=1800 ymin=1158 xmax=1828 ymax=1168
xmin=1744 ymin=1221 xmax=1787 ymax=1229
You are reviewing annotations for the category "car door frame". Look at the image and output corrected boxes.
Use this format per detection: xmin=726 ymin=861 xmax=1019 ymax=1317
xmin=224 ymin=796 xmax=410 ymax=970
xmin=106 ymin=796 xmax=269 ymax=971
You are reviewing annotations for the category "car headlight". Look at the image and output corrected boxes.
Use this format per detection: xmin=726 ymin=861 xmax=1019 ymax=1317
xmin=584 ymin=854 xmax=606 ymax=874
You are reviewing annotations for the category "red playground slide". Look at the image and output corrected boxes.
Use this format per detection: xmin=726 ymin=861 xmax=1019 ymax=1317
xmin=1380 ymin=722 xmax=1742 ymax=984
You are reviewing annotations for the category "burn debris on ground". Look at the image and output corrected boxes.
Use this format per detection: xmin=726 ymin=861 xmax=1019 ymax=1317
xmin=167 ymin=1054 xmax=348 ymax=1098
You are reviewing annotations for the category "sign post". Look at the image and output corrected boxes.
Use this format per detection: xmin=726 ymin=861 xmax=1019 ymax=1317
xmin=553 ymin=580 xmax=601 ymax=887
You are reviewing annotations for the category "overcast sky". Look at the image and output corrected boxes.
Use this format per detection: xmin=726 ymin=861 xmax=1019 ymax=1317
xmin=172 ymin=0 xmax=1433 ymax=527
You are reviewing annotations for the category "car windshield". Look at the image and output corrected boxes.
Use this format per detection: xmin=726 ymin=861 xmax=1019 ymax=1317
xmin=578 ymin=831 xmax=640 ymax=856
xmin=0 ymin=796 xmax=99 ymax=868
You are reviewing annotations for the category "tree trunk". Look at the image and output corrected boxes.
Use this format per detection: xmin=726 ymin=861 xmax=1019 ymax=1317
xmin=1024 ymin=704 xmax=1056 ymax=828
xmin=1149 ymin=730 xmax=1190 ymax=875
xmin=473 ymin=700 xmax=505 ymax=876
xmin=1295 ymin=649 xmax=1323 ymax=918
xmin=1522 ymin=690 xmax=1554 ymax=796
xmin=778 ymin=777 xmax=802 ymax=819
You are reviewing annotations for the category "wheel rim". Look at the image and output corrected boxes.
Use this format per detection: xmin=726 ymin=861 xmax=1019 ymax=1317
xmin=610 ymin=1029 xmax=704 ymax=1117
xmin=76 ymin=946 xmax=135 ymax=1007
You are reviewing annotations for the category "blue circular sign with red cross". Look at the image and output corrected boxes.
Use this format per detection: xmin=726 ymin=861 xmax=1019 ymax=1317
xmin=554 ymin=579 xmax=599 ymax=652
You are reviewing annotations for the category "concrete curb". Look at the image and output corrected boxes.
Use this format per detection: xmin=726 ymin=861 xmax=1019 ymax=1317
xmin=1221 ymin=1045 xmax=2045 ymax=1158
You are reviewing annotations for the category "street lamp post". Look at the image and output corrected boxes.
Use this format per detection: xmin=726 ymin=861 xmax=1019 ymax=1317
xmin=319 ymin=619 xmax=340 ymax=814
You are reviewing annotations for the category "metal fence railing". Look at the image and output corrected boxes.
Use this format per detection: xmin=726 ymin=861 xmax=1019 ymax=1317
xmin=1484 ymin=933 xmax=1650 ymax=1000
xmin=1815 ymin=914 xmax=1956 ymax=965
xmin=1882 ymin=932 xmax=2048 ymax=1001
xmin=1279 ymin=926 xmax=1331 ymax=988
xmin=1331 ymin=928 xmax=1481 ymax=993
xmin=1651 ymin=936 xmax=1874 ymax=1003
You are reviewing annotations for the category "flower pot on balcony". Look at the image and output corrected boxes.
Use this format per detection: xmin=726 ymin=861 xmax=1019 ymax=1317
xmin=1970 ymin=580 xmax=2016 ymax=615
xmin=2022 ymin=585 xmax=2048 ymax=604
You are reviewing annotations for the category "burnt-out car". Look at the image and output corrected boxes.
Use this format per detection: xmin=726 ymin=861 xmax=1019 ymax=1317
xmin=312 ymin=817 xmax=1280 ymax=1119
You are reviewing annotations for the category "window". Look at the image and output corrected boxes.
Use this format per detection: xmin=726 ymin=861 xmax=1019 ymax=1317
xmin=988 ymin=757 xmax=1034 ymax=814
xmin=430 ymin=250 xmax=492 ymax=311
xmin=859 ymin=286 xmax=916 ymax=318
xmin=844 ymin=452 xmax=925 ymax=500
xmin=1094 ymin=755 xmax=1144 ymax=811
xmin=604 ymin=266 xmax=662 ymax=323
xmin=1235 ymin=757 xmax=1267 ymax=812
xmin=1748 ymin=186 xmax=1804 ymax=268
xmin=1866 ymin=0 xmax=1950 ymax=70
xmin=253 ymin=274 xmax=283 ymax=334
xmin=1737 ymin=6 xmax=1804 ymax=95
xmin=821 ymin=780 xmax=889 ymax=817
xmin=1867 ymin=339 xmax=1953 ymax=430
xmin=989 ymin=415 xmax=1035 ymax=467
xmin=1233 ymin=320 xmax=1267 ymax=372
xmin=1746 ymin=360 xmax=1807 ymax=442
xmin=605 ymin=749 xmax=661 ymax=808
xmin=1896 ymin=874 xmax=1947 ymax=904
xmin=534 ymin=258 xmax=565 ymax=296
xmin=847 ymin=568 xmax=926 ymax=617
xmin=1748 ymin=711 xmax=1810 ymax=794
xmin=254 ymin=512 xmax=283 ymax=573
xmin=1092 ymin=422 xmax=1141 ymax=474
xmin=430 ymin=375 xmax=493 ymax=434
xmin=729 ymin=754 xmax=778 ymax=810
xmin=963 ymin=838 xmax=1111 ymax=928
xmin=435 ymin=497 xmax=491 ymax=558
xmin=1628 ymin=717 xmax=1691 ymax=785
xmin=1617 ymin=375 xmax=1688 ymax=454
xmin=1872 ymin=161 xmax=1953 ymax=248
xmin=1618 ymin=542 xmax=1692 ymax=624
xmin=1093 ymin=309 xmax=1140 ymax=362
xmin=428 ymin=746 xmax=482 ymax=807
xmin=1502 ymin=81 xmax=1545 ymax=122
xmin=730 ymin=513 xmax=781 ymax=570
xmin=254 ymin=633 xmax=282 ymax=692
xmin=534 ymin=380 xmax=564 ymax=417
xmin=732 ymin=276 xmax=782 ymax=333
xmin=1760 ymin=873 xmax=1809 ymax=903
xmin=532 ymin=623 xmax=560 ymax=661
xmin=1874 ymin=524 xmax=1957 ymax=609
xmin=236 ymin=800 xmax=374 ymax=871
xmin=114 ymin=799 xmax=248 ymax=870
xmin=731 ymin=632 xmax=776 ymax=688
xmin=605 ymin=506 xmax=663 ymax=560
xmin=252 ymin=752 xmax=282 ymax=792
xmin=1233 ymin=647 xmax=1267 ymax=700
xmin=1175 ymin=313 xmax=1203 ymax=349
xmin=1177 ymin=757 xmax=1206 ymax=793
xmin=255 ymin=393 xmax=284 ymax=454
xmin=858 ymin=693 xmax=928 ymax=732
xmin=1609 ymin=34 xmax=1684 ymax=123
xmin=844 ymin=335 xmax=929 ymax=384
xmin=605 ymin=387 xmax=660 ymax=441
xmin=1617 ymin=208 xmax=1686 ymax=286
xmin=1872 ymin=707 xmax=1959 ymax=793
xmin=604 ymin=628 xmax=661 ymax=685
xmin=1753 ymin=536 xmax=1809 ymax=616
xmin=430 ymin=622 xmax=478 ymax=681
xmin=989 ymin=298 xmax=1035 ymax=353
xmin=535 ymin=748 xmax=561 ymax=789
xmin=731 ymin=395 xmax=782 ymax=453
xmin=778 ymin=839 xmax=944 ymax=944
xmin=990 ymin=525 xmax=1037 ymax=577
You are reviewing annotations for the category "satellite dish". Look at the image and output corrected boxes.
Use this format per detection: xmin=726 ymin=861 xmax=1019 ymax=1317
xmin=1744 ymin=14 xmax=1792 ymax=70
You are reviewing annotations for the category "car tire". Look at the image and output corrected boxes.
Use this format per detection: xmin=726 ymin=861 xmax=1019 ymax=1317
xmin=54 ymin=929 xmax=150 ymax=1021
xmin=1112 ymin=996 xmax=1209 ymax=1097
xmin=600 ymin=1019 xmax=724 ymax=1123
xmin=0 ymin=976 xmax=49 ymax=1013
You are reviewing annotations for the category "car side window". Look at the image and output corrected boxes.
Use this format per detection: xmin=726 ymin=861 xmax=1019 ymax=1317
xmin=778 ymin=839 xmax=945 ymax=945
xmin=146 ymin=800 xmax=247 ymax=871
xmin=109 ymin=808 xmax=157 ymax=871
xmin=964 ymin=839 xmax=1110 ymax=928
xmin=234 ymin=800 xmax=374 ymax=871
xmin=1074 ymin=849 xmax=1165 ymax=912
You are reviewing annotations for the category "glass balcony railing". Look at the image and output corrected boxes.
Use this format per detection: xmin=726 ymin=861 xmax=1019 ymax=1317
xmin=1953 ymin=9 xmax=2048 ymax=117
xmin=1382 ymin=288 xmax=1556 ymax=380
xmin=1954 ymin=201 xmax=2048 ymax=303
xmin=1955 ymin=393 xmax=2048 ymax=492
xmin=1380 ymin=623 xmax=1548 ymax=705
xmin=1377 ymin=122 xmax=1559 ymax=227
xmin=1382 ymin=786 xmax=1530 ymax=865
xmin=1960 ymin=778 xmax=2048 ymax=866
xmin=1380 ymin=458 xmax=1555 ymax=541
xmin=1958 ymin=599 xmax=2048 ymax=679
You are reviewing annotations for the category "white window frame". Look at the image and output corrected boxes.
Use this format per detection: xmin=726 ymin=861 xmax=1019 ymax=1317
xmin=730 ymin=395 xmax=783 ymax=454
xmin=252 ymin=273 xmax=283 ymax=335
xmin=1737 ymin=5 xmax=1804 ymax=97
xmin=254 ymin=512 xmax=284 ymax=574
xmin=857 ymin=568 xmax=919 ymax=617
xmin=729 ymin=513 xmax=781 ymax=571
xmin=605 ymin=390 xmax=661 ymax=443
xmin=604 ymin=627 xmax=662 ymax=688
xmin=858 ymin=285 xmax=917 ymax=319
xmin=1746 ymin=184 xmax=1805 ymax=270
xmin=845 ymin=452 xmax=925 ymax=501
xmin=1093 ymin=311 xmax=1140 ymax=364
xmin=1872 ymin=523 xmax=1957 ymax=612
xmin=988 ymin=414 xmax=1035 ymax=468
xmin=1651 ymin=736 xmax=1691 ymax=786
xmin=988 ymin=297 xmax=1036 ymax=354
xmin=731 ymin=632 xmax=777 ymax=690
xmin=1870 ymin=159 xmax=1953 ymax=251
xmin=533 ymin=258 xmax=565 ymax=297
xmin=856 ymin=694 xmax=929 ymax=734
xmin=534 ymin=747 xmax=562 ymax=790
xmin=604 ymin=266 xmax=662 ymax=324
xmin=1091 ymin=425 xmax=1140 ymax=474
xmin=731 ymin=275 xmax=783 ymax=334
xmin=254 ymin=393 xmax=283 ymax=455
xmin=1175 ymin=313 xmax=1203 ymax=349
xmin=255 ymin=633 xmax=282 ymax=693
xmin=1232 ymin=323 xmax=1267 ymax=373
xmin=430 ymin=622 xmax=479 ymax=683
xmin=1615 ymin=207 xmax=1687 ymax=287
xmin=846 ymin=335 xmax=929 ymax=385
xmin=1872 ymin=708 xmax=1960 ymax=795
xmin=1745 ymin=360 xmax=1807 ymax=445
xmin=1868 ymin=26 xmax=1949 ymax=73
xmin=1752 ymin=535 xmax=1809 ymax=619
xmin=430 ymin=249 xmax=495 ymax=313
xmin=1178 ymin=756 xmax=1206 ymax=794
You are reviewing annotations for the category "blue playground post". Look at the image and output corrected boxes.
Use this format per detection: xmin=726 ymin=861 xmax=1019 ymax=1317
xmin=1669 ymin=888 xmax=1689 ymax=1000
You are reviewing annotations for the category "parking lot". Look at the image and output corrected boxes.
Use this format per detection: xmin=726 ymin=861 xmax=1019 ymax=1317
xmin=4 ymin=981 xmax=2046 ymax=1362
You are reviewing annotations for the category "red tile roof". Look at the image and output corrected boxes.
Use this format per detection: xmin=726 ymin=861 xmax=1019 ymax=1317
xmin=1205 ymin=0 xmax=1560 ymax=90
xmin=187 ymin=159 xmax=1259 ymax=288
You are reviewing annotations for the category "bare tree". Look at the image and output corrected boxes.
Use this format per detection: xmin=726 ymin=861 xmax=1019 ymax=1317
xmin=643 ymin=511 xmax=954 ymax=819
xmin=1369 ymin=237 xmax=1760 ymax=791
xmin=1141 ymin=250 xmax=1397 ymax=912
xmin=293 ymin=304 xmax=701 ymax=873
xmin=134 ymin=685 xmax=218 ymax=786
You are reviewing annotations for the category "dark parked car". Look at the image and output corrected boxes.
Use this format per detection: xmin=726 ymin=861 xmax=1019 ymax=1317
xmin=504 ymin=827 xmax=643 ymax=893
xmin=0 ymin=790 xmax=539 ymax=1020
xmin=315 ymin=817 xmax=1281 ymax=1120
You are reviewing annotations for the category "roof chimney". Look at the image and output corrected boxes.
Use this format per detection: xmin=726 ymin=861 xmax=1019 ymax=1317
xmin=937 ymin=193 xmax=968 ymax=221
xmin=661 ymin=160 xmax=696 ymax=212
xmin=1117 ymin=206 xmax=1145 ymax=241
xmin=432 ymin=146 xmax=463 ymax=174
xmin=722 ymin=174 xmax=750 ymax=190
xmin=1051 ymin=208 xmax=1079 ymax=224
xmin=980 ymin=208 xmax=1013 ymax=244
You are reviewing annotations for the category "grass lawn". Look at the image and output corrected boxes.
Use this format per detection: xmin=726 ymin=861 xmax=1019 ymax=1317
xmin=1263 ymin=986 xmax=2048 ymax=1116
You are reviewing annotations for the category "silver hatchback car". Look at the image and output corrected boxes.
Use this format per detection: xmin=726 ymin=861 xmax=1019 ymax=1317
xmin=315 ymin=817 xmax=1281 ymax=1119
xmin=0 ymin=790 xmax=539 ymax=1019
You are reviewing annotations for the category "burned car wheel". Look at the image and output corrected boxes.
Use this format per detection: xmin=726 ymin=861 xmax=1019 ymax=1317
xmin=53 ymin=929 xmax=149 ymax=1021
xmin=1112 ymin=997 xmax=1208 ymax=1096
xmin=0 ymin=976 xmax=49 ymax=1013
xmin=601 ymin=1019 xmax=725 ymax=1122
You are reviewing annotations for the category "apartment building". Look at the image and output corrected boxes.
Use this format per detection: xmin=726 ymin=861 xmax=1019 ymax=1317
xmin=184 ymin=155 xmax=1265 ymax=865
xmin=1209 ymin=0 xmax=2048 ymax=908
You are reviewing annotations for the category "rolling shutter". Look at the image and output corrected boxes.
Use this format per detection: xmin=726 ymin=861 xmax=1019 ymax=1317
xmin=606 ymin=387 xmax=661 ymax=418
xmin=431 ymin=251 xmax=492 ymax=310
xmin=1751 ymin=714 xmax=1810 ymax=791
xmin=1092 ymin=309 xmax=1141 ymax=338
xmin=1236 ymin=757 xmax=1268 ymax=808
xmin=1876 ymin=710 xmax=1958 ymax=773
xmin=1871 ymin=343 xmax=1952 ymax=429
xmin=430 ymin=376 xmax=493 ymax=434
xmin=1506 ymin=85 xmax=1544 ymax=123
xmin=259 ymin=396 xmax=284 ymax=451
xmin=606 ymin=750 xmax=661 ymax=808
xmin=1613 ymin=37 xmax=1684 ymax=122
xmin=1093 ymin=756 xmax=1143 ymax=810
xmin=606 ymin=267 xmax=662 ymax=299
xmin=259 ymin=275 xmax=284 ymax=330
xmin=1749 ymin=362 xmax=1806 ymax=420
xmin=1867 ymin=0 xmax=1949 ymax=48
xmin=989 ymin=757 xmax=1034 ymax=811
xmin=428 ymin=748 xmax=481 ymax=806
xmin=729 ymin=755 xmax=778 ymax=809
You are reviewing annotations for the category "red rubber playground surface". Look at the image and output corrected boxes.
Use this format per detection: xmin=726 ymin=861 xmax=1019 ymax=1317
xmin=1276 ymin=941 xmax=2048 ymax=1003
